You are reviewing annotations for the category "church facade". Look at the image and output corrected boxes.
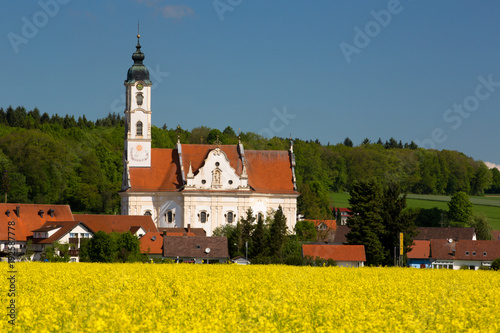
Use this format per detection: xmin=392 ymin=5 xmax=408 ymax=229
xmin=119 ymin=35 xmax=299 ymax=235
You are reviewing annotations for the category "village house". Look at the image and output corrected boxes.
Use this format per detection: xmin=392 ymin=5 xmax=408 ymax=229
xmin=0 ymin=203 xmax=74 ymax=258
xmin=302 ymin=244 xmax=366 ymax=267
xmin=0 ymin=203 xmax=160 ymax=262
xmin=163 ymin=235 xmax=229 ymax=264
xmin=333 ymin=207 xmax=351 ymax=225
xmin=429 ymin=239 xmax=500 ymax=270
xmin=304 ymin=219 xmax=337 ymax=243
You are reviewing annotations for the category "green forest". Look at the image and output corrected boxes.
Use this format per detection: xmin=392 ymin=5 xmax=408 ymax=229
xmin=1 ymin=106 xmax=499 ymax=218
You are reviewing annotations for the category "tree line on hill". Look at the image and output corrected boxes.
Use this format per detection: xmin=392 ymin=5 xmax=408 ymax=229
xmin=0 ymin=106 xmax=499 ymax=219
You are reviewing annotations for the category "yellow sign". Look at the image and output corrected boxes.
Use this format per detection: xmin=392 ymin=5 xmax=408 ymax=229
xmin=400 ymin=233 xmax=404 ymax=254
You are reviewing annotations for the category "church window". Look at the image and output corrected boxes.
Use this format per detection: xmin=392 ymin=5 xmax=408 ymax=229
xmin=144 ymin=210 xmax=152 ymax=216
xmin=258 ymin=212 xmax=264 ymax=221
xmin=136 ymin=121 xmax=143 ymax=136
xmin=227 ymin=212 xmax=234 ymax=223
xmin=200 ymin=211 xmax=207 ymax=223
xmin=136 ymin=92 xmax=144 ymax=106
xmin=166 ymin=211 xmax=174 ymax=223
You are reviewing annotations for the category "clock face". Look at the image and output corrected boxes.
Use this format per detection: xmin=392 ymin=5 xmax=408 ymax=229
xmin=137 ymin=83 xmax=143 ymax=90
xmin=131 ymin=144 xmax=149 ymax=162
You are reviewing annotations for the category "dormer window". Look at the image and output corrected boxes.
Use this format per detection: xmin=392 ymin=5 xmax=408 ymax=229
xmin=136 ymin=121 xmax=143 ymax=136
xmin=465 ymin=251 xmax=469 ymax=256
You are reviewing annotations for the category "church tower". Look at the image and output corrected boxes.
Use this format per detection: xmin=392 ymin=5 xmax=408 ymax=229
xmin=123 ymin=33 xmax=152 ymax=171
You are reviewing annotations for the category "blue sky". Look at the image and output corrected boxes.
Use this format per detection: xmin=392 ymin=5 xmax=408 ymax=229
xmin=2 ymin=1 xmax=500 ymax=164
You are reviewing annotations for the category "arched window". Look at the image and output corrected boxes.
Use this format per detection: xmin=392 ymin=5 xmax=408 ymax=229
xmin=258 ymin=212 xmax=264 ymax=222
xmin=136 ymin=92 xmax=144 ymax=106
xmin=136 ymin=121 xmax=143 ymax=136
xmin=144 ymin=210 xmax=152 ymax=216
xmin=227 ymin=212 xmax=234 ymax=223
xmin=166 ymin=211 xmax=173 ymax=223
xmin=200 ymin=211 xmax=207 ymax=223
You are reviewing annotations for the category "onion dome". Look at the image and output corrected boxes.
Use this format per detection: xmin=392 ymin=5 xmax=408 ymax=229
xmin=125 ymin=34 xmax=152 ymax=84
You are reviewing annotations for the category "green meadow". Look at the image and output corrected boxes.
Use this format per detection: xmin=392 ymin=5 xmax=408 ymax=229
xmin=331 ymin=192 xmax=500 ymax=230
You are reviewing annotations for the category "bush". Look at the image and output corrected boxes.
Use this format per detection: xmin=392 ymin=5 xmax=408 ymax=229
xmin=491 ymin=258 xmax=500 ymax=271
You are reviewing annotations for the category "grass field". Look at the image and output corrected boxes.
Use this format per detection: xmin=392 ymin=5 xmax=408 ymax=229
xmin=330 ymin=192 xmax=500 ymax=230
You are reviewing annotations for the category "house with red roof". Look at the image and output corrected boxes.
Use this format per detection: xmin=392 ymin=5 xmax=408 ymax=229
xmin=302 ymin=244 xmax=366 ymax=267
xmin=0 ymin=203 xmax=74 ymax=257
xmin=407 ymin=240 xmax=432 ymax=268
xmin=430 ymin=239 xmax=500 ymax=270
xmin=29 ymin=221 xmax=93 ymax=262
xmin=304 ymin=219 xmax=336 ymax=242
xmin=333 ymin=207 xmax=351 ymax=225
xmin=119 ymin=36 xmax=299 ymax=236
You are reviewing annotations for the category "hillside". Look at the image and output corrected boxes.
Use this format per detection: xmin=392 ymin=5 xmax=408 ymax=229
xmin=1 ymin=106 xmax=500 ymax=217
xmin=331 ymin=192 xmax=500 ymax=230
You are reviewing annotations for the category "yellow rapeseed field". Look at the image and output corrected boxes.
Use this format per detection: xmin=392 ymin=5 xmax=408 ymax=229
xmin=1 ymin=262 xmax=499 ymax=332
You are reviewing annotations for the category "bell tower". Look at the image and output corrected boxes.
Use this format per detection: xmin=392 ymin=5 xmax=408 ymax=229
xmin=123 ymin=32 xmax=152 ymax=170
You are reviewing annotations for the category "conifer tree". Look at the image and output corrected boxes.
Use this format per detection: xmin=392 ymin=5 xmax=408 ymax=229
xmin=268 ymin=206 xmax=288 ymax=258
xmin=346 ymin=180 xmax=386 ymax=266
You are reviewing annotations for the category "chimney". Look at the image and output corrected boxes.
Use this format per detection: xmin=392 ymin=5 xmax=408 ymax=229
xmin=163 ymin=230 xmax=166 ymax=236
xmin=188 ymin=224 xmax=191 ymax=234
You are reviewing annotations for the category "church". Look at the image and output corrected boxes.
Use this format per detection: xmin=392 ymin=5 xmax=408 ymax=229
xmin=119 ymin=34 xmax=299 ymax=236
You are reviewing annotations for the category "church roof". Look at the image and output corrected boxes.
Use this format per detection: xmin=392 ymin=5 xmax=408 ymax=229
xmin=127 ymin=144 xmax=297 ymax=194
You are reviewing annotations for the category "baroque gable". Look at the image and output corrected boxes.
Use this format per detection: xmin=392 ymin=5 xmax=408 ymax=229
xmin=185 ymin=147 xmax=249 ymax=191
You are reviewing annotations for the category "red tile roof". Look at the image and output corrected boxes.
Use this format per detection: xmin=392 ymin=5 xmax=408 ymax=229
xmin=407 ymin=240 xmax=431 ymax=259
xmin=74 ymin=214 xmax=157 ymax=234
xmin=140 ymin=232 xmax=163 ymax=254
xmin=430 ymin=239 xmax=455 ymax=260
xmin=454 ymin=240 xmax=500 ymax=261
xmin=158 ymin=227 xmax=206 ymax=237
xmin=0 ymin=204 xmax=74 ymax=242
xmin=305 ymin=219 xmax=337 ymax=231
xmin=302 ymin=244 xmax=366 ymax=262
xmin=430 ymin=239 xmax=500 ymax=261
xmin=128 ymin=145 xmax=297 ymax=194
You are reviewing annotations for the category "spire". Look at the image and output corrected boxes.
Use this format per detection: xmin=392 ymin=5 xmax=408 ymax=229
xmin=125 ymin=27 xmax=151 ymax=85
xmin=187 ymin=162 xmax=194 ymax=178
